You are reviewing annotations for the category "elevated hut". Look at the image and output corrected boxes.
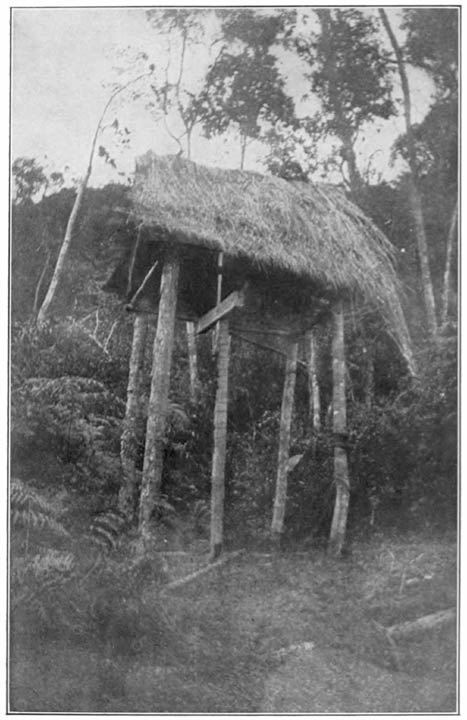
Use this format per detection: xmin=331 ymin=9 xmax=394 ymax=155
xmin=107 ymin=152 xmax=413 ymax=556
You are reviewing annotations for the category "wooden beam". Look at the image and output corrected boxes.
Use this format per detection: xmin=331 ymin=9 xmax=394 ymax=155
xmin=197 ymin=290 xmax=245 ymax=335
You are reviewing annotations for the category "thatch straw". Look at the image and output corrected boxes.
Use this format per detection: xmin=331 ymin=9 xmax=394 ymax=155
xmin=131 ymin=152 xmax=414 ymax=371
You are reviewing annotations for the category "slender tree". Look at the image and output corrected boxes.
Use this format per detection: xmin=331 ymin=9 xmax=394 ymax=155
xmin=379 ymin=9 xmax=438 ymax=337
xmin=441 ymin=199 xmax=458 ymax=328
xmin=37 ymin=71 xmax=150 ymax=326
xmin=197 ymin=10 xmax=296 ymax=169
xmin=401 ymin=9 xmax=458 ymax=329
xmin=293 ymin=8 xmax=395 ymax=193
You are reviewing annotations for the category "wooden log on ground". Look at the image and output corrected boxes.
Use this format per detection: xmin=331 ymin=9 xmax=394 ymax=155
xmin=271 ymin=341 xmax=299 ymax=547
xmin=210 ymin=318 xmax=231 ymax=560
xmin=139 ymin=246 xmax=180 ymax=537
xmin=161 ymin=550 xmax=243 ymax=593
xmin=387 ymin=608 xmax=456 ymax=640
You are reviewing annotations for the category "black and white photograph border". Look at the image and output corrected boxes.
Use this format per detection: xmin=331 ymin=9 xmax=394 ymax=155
xmin=7 ymin=1 xmax=462 ymax=715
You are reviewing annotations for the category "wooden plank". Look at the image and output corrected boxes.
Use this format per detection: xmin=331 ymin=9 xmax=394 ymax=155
xmin=197 ymin=290 xmax=245 ymax=334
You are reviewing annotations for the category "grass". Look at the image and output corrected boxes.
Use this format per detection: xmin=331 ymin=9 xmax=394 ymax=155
xmin=10 ymin=522 xmax=457 ymax=713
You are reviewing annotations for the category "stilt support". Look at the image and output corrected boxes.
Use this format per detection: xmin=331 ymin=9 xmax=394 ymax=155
xmin=271 ymin=341 xmax=299 ymax=547
xmin=139 ymin=246 xmax=180 ymax=537
xmin=210 ymin=319 xmax=231 ymax=561
xmin=328 ymin=301 xmax=350 ymax=556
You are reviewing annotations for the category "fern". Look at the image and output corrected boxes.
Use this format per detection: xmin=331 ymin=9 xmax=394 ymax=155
xmin=190 ymin=500 xmax=210 ymax=535
xmin=88 ymin=509 xmax=128 ymax=553
xmin=11 ymin=549 xmax=89 ymax=638
xmin=11 ymin=478 xmax=69 ymax=539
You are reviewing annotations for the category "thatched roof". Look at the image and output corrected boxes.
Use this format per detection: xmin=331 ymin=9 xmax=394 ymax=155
xmin=130 ymin=152 xmax=414 ymax=371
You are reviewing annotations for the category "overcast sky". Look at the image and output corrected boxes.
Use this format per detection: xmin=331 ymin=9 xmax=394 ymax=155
xmin=11 ymin=6 xmax=436 ymax=187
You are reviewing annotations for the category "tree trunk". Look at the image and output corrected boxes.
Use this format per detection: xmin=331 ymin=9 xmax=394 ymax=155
xmin=271 ymin=341 xmax=299 ymax=547
xmin=341 ymin=134 xmax=365 ymax=198
xmin=139 ymin=247 xmax=180 ymax=537
xmin=186 ymin=321 xmax=199 ymax=402
xmin=33 ymin=251 xmax=51 ymax=317
xmin=441 ymin=199 xmax=458 ymax=327
xmin=240 ymin=133 xmax=247 ymax=170
xmin=210 ymin=318 xmax=231 ymax=560
xmin=118 ymin=312 xmax=149 ymax=521
xmin=315 ymin=9 xmax=364 ymax=197
xmin=36 ymin=72 xmax=149 ymax=326
xmin=36 ymin=178 xmax=89 ymax=325
xmin=379 ymin=9 xmax=438 ymax=338
xmin=328 ymin=302 xmax=350 ymax=556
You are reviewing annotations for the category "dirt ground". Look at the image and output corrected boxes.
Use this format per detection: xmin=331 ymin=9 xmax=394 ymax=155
xmin=10 ymin=531 xmax=457 ymax=713
xmin=165 ymin=532 xmax=457 ymax=714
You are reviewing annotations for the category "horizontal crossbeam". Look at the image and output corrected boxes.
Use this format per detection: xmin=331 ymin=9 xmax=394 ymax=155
xmin=196 ymin=289 xmax=245 ymax=334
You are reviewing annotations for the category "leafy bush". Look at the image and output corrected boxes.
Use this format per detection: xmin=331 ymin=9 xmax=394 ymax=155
xmin=347 ymin=328 xmax=457 ymax=529
xmin=11 ymin=319 xmax=131 ymax=394
xmin=224 ymin=411 xmax=280 ymax=544
xmin=11 ymin=370 xmax=124 ymax=493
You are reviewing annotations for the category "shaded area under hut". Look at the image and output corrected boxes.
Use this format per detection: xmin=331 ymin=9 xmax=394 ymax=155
xmin=105 ymin=152 xmax=414 ymax=557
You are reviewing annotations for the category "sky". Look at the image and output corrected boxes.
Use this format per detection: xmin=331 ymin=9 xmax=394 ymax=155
xmin=11 ymin=6 xmax=437 ymax=188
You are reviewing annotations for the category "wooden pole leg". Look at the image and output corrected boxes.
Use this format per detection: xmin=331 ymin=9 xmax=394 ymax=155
xmin=328 ymin=301 xmax=350 ymax=557
xmin=139 ymin=246 xmax=180 ymax=538
xmin=271 ymin=340 xmax=299 ymax=549
xmin=119 ymin=312 xmax=149 ymax=521
xmin=210 ymin=319 xmax=231 ymax=561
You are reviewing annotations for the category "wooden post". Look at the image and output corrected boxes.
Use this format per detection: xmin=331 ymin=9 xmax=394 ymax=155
xmin=186 ymin=321 xmax=199 ymax=403
xmin=210 ymin=318 xmax=231 ymax=560
xmin=305 ymin=331 xmax=321 ymax=456
xmin=118 ymin=312 xmax=149 ymax=521
xmin=271 ymin=341 xmax=299 ymax=547
xmin=212 ymin=251 xmax=224 ymax=353
xmin=139 ymin=246 xmax=180 ymax=537
xmin=328 ymin=301 xmax=350 ymax=557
